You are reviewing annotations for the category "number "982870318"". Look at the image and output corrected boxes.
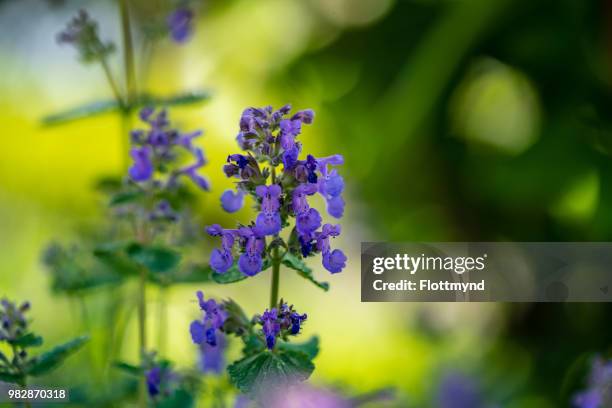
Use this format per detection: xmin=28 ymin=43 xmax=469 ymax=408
xmin=6 ymin=388 xmax=67 ymax=401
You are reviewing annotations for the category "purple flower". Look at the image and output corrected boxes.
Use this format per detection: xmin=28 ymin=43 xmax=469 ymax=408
xmin=146 ymin=366 xmax=162 ymax=396
xmin=322 ymin=249 xmax=347 ymax=274
xmin=258 ymin=302 xmax=307 ymax=350
xmin=221 ymin=190 xmax=244 ymax=213
xmin=190 ymin=291 xmax=227 ymax=347
xmin=128 ymin=147 xmax=153 ymax=182
xmin=574 ymin=357 xmax=612 ymax=408
xmin=296 ymin=208 xmax=322 ymax=235
xmin=261 ymin=309 xmax=281 ymax=349
xmin=210 ymin=104 xmax=346 ymax=280
xmin=206 ymin=225 xmax=267 ymax=276
xmin=210 ymin=248 xmax=233 ymax=274
xmin=200 ymin=333 xmax=226 ymax=374
xmin=437 ymin=372 xmax=484 ymax=408
xmin=255 ymin=185 xmax=282 ymax=236
xmin=167 ymin=7 xmax=194 ymax=43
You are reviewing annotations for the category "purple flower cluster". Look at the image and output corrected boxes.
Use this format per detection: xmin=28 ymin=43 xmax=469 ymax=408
xmin=190 ymin=291 xmax=227 ymax=348
xmin=167 ymin=7 xmax=194 ymax=43
xmin=57 ymin=10 xmax=115 ymax=63
xmin=129 ymin=107 xmax=210 ymax=191
xmin=0 ymin=299 xmax=30 ymax=342
xmin=258 ymin=301 xmax=307 ymax=350
xmin=574 ymin=357 xmax=612 ymax=408
xmin=205 ymin=224 xmax=265 ymax=276
xmin=208 ymin=105 xmax=347 ymax=276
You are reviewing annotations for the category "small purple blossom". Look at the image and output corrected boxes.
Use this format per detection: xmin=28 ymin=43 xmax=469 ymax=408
xmin=167 ymin=7 xmax=195 ymax=43
xmin=190 ymin=291 xmax=227 ymax=347
xmin=0 ymin=299 xmax=30 ymax=342
xmin=221 ymin=189 xmax=244 ymax=213
xmin=57 ymin=10 xmax=115 ymax=63
xmin=255 ymin=184 xmax=282 ymax=236
xmin=146 ymin=366 xmax=162 ymax=397
xmin=128 ymin=108 xmax=210 ymax=191
xmin=128 ymin=147 xmax=153 ymax=182
xmin=574 ymin=357 xmax=612 ymax=408
xmin=257 ymin=301 xmax=307 ymax=350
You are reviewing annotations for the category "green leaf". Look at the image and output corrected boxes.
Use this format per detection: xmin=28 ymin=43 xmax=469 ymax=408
xmin=277 ymin=336 xmax=320 ymax=360
xmin=227 ymin=349 xmax=314 ymax=394
xmin=42 ymin=99 xmax=121 ymax=125
xmin=10 ymin=333 xmax=43 ymax=348
xmin=0 ymin=370 xmax=23 ymax=384
xmin=93 ymin=241 xmax=140 ymax=277
xmin=241 ymin=335 xmax=266 ymax=356
xmin=109 ymin=190 xmax=145 ymax=206
xmin=212 ymin=259 xmax=272 ymax=284
xmin=27 ymin=335 xmax=89 ymax=377
xmin=126 ymin=243 xmax=181 ymax=273
xmin=212 ymin=264 xmax=247 ymax=284
xmin=157 ymin=388 xmax=194 ymax=408
xmin=282 ymin=253 xmax=329 ymax=291
xmin=161 ymin=263 xmax=213 ymax=285
xmin=137 ymin=90 xmax=211 ymax=107
xmin=113 ymin=361 xmax=143 ymax=376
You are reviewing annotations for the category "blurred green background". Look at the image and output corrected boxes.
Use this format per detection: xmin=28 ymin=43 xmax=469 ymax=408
xmin=2 ymin=0 xmax=612 ymax=406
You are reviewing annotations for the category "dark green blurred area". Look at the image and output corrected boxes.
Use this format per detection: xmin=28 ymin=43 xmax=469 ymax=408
xmin=2 ymin=0 xmax=612 ymax=406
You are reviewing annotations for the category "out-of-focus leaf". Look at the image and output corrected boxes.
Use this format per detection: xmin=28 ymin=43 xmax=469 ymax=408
xmin=114 ymin=361 xmax=143 ymax=376
xmin=161 ymin=263 xmax=213 ymax=285
xmin=93 ymin=241 xmax=140 ymax=277
xmin=0 ymin=370 xmax=23 ymax=384
xmin=277 ymin=336 xmax=319 ymax=360
xmin=138 ymin=90 xmax=211 ymax=107
xmin=241 ymin=335 xmax=266 ymax=356
xmin=109 ymin=190 xmax=146 ymax=206
xmin=157 ymin=388 xmax=195 ymax=408
xmin=42 ymin=99 xmax=120 ymax=125
xmin=41 ymin=90 xmax=210 ymax=126
xmin=227 ymin=349 xmax=314 ymax=394
xmin=10 ymin=333 xmax=43 ymax=348
xmin=125 ymin=243 xmax=181 ymax=273
xmin=27 ymin=336 xmax=89 ymax=376
xmin=282 ymin=253 xmax=329 ymax=291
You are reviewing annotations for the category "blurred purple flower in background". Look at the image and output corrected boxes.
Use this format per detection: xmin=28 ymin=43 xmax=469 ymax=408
xmin=57 ymin=9 xmax=115 ymax=63
xmin=0 ymin=299 xmax=30 ymax=342
xmin=199 ymin=332 xmax=226 ymax=374
xmin=167 ymin=7 xmax=194 ymax=43
xmin=436 ymin=372 xmax=484 ymax=408
xmin=574 ymin=357 xmax=612 ymax=408
xmin=190 ymin=291 xmax=227 ymax=347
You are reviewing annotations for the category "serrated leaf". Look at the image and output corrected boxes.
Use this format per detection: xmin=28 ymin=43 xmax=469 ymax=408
xmin=126 ymin=243 xmax=181 ymax=273
xmin=10 ymin=333 xmax=43 ymax=348
xmin=227 ymin=350 xmax=314 ymax=394
xmin=241 ymin=334 xmax=266 ymax=356
xmin=282 ymin=253 xmax=329 ymax=291
xmin=277 ymin=336 xmax=319 ymax=360
xmin=113 ymin=361 xmax=143 ymax=376
xmin=27 ymin=336 xmax=89 ymax=376
xmin=42 ymin=99 xmax=121 ymax=125
xmin=109 ymin=190 xmax=145 ymax=206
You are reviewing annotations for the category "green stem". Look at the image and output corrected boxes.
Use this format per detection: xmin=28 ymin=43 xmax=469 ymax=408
xmin=270 ymin=247 xmax=281 ymax=309
xmin=119 ymin=0 xmax=137 ymax=107
xmin=157 ymin=287 xmax=167 ymax=356
xmin=100 ymin=57 xmax=124 ymax=105
xmin=137 ymin=267 xmax=148 ymax=408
